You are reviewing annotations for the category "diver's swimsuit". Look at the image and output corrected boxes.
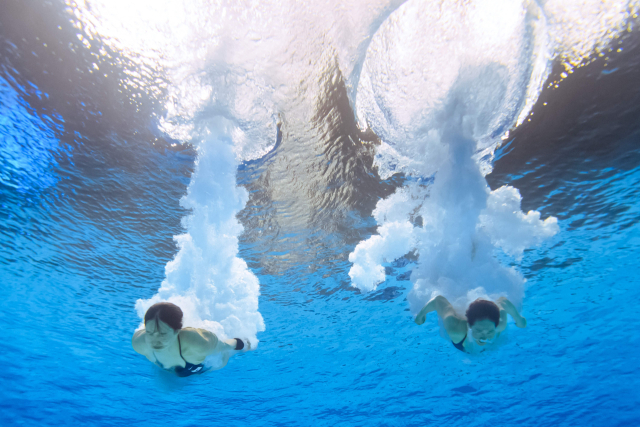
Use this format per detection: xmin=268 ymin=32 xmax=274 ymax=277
xmin=153 ymin=336 xmax=208 ymax=377
xmin=452 ymin=334 xmax=467 ymax=353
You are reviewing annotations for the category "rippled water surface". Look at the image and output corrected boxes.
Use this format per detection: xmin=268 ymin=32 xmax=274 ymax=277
xmin=2 ymin=1 xmax=640 ymax=426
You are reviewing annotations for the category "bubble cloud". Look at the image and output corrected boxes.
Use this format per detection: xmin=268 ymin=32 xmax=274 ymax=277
xmin=136 ymin=119 xmax=265 ymax=348
xmin=347 ymin=0 xmax=633 ymax=312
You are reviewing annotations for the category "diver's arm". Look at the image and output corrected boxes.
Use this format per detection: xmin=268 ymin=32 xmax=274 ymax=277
xmin=414 ymin=295 xmax=453 ymax=325
xmin=414 ymin=295 xmax=467 ymax=343
xmin=215 ymin=338 xmax=242 ymax=353
xmin=496 ymin=306 xmax=509 ymax=334
xmin=496 ymin=297 xmax=527 ymax=328
xmin=179 ymin=329 xmax=248 ymax=363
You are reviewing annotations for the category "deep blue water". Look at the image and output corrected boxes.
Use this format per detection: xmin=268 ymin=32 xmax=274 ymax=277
xmin=2 ymin=1 xmax=640 ymax=426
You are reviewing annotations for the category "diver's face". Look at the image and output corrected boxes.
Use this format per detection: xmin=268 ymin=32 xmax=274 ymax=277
xmin=470 ymin=319 xmax=496 ymax=346
xmin=145 ymin=318 xmax=179 ymax=351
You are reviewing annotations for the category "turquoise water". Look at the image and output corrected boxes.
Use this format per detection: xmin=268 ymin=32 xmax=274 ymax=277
xmin=2 ymin=1 xmax=640 ymax=426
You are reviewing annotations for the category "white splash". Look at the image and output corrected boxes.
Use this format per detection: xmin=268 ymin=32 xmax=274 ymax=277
xmin=67 ymin=0 xmax=406 ymax=159
xmin=135 ymin=118 xmax=264 ymax=343
xmin=67 ymin=0 xmax=406 ymax=342
xmin=347 ymin=0 xmax=631 ymax=311
xmin=349 ymin=108 xmax=559 ymax=311
xmin=67 ymin=0 xmax=634 ymax=325
xmin=67 ymin=0 xmax=404 ymax=343
xmin=479 ymin=186 xmax=559 ymax=260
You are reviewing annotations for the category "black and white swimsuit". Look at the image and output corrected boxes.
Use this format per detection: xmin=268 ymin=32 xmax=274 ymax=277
xmin=153 ymin=336 xmax=208 ymax=377
xmin=452 ymin=334 xmax=467 ymax=353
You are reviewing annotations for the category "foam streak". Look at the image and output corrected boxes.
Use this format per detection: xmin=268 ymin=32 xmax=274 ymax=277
xmin=136 ymin=120 xmax=264 ymax=345
xmin=349 ymin=109 xmax=559 ymax=313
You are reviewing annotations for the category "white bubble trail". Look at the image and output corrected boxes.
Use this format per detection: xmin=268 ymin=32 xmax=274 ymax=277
xmin=136 ymin=119 xmax=265 ymax=345
xmin=68 ymin=0 xmax=635 ymax=322
xmin=350 ymin=98 xmax=560 ymax=314
xmin=347 ymin=0 xmax=633 ymax=311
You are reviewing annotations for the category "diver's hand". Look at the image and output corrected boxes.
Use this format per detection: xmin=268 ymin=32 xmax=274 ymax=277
xmin=515 ymin=317 xmax=527 ymax=328
xmin=414 ymin=313 xmax=426 ymax=325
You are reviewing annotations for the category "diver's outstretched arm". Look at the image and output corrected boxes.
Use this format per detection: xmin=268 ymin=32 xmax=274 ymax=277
xmin=216 ymin=338 xmax=251 ymax=352
xmin=216 ymin=338 xmax=240 ymax=352
xmin=207 ymin=339 xmax=251 ymax=370
xmin=414 ymin=295 xmax=452 ymax=325
xmin=414 ymin=295 xmax=467 ymax=343
xmin=496 ymin=297 xmax=527 ymax=329
xmin=180 ymin=330 xmax=251 ymax=364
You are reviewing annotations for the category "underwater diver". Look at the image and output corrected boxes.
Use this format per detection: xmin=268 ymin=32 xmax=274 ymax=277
xmin=132 ymin=302 xmax=250 ymax=376
xmin=414 ymin=295 xmax=527 ymax=353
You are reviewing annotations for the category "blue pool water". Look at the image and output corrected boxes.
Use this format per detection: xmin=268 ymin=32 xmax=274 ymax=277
xmin=2 ymin=1 xmax=640 ymax=426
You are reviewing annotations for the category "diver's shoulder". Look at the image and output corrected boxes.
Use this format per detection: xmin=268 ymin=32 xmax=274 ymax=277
xmin=442 ymin=313 xmax=468 ymax=343
xmin=179 ymin=328 xmax=218 ymax=345
xmin=179 ymin=328 xmax=218 ymax=356
xmin=179 ymin=326 xmax=211 ymax=335
xmin=131 ymin=329 xmax=149 ymax=355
